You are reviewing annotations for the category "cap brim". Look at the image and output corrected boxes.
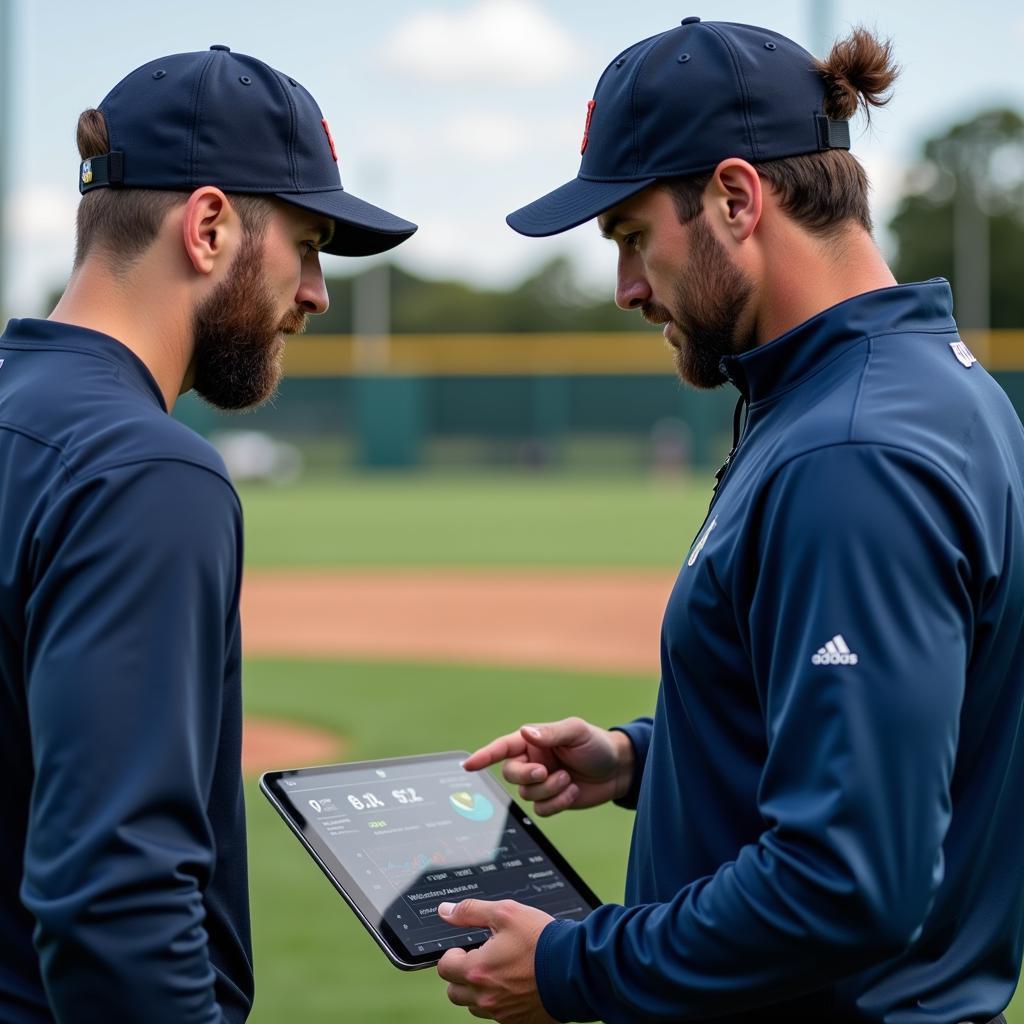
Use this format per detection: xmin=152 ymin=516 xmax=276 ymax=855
xmin=506 ymin=176 xmax=657 ymax=237
xmin=275 ymin=188 xmax=418 ymax=257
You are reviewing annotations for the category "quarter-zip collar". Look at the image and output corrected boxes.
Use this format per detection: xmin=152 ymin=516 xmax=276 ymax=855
xmin=718 ymin=279 xmax=955 ymax=404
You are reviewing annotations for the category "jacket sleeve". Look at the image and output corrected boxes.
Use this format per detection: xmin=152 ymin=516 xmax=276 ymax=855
xmin=20 ymin=459 xmax=244 ymax=1024
xmin=535 ymin=444 xmax=974 ymax=1022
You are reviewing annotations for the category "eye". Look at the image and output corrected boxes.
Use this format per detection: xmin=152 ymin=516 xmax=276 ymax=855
xmin=300 ymin=240 xmax=319 ymax=259
xmin=623 ymin=232 xmax=641 ymax=251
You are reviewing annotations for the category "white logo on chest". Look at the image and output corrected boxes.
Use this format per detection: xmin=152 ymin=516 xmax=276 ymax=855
xmin=950 ymin=341 xmax=977 ymax=368
xmin=687 ymin=517 xmax=717 ymax=567
xmin=811 ymin=634 xmax=859 ymax=666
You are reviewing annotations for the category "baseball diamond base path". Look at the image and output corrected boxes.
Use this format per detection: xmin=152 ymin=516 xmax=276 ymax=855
xmin=239 ymin=568 xmax=675 ymax=773
xmin=240 ymin=568 xmax=675 ymax=674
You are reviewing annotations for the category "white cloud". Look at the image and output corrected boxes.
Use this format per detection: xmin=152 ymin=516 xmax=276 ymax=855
xmin=361 ymin=111 xmax=581 ymax=166
xmin=382 ymin=0 xmax=583 ymax=85
xmin=441 ymin=113 xmax=531 ymax=162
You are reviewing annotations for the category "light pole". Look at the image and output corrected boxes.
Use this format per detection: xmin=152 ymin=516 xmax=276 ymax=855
xmin=809 ymin=0 xmax=837 ymax=56
xmin=352 ymin=161 xmax=392 ymax=374
xmin=952 ymin=165 xmax=991 ymax=336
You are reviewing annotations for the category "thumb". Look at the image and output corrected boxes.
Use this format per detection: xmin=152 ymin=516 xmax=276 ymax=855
xmin=521 ymin=717 xmax=590 ymax=750
xmin=437 ymin=898 xmax=497 ymax=928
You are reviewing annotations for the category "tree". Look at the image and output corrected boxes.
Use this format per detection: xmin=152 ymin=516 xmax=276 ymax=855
xmin=889 ymin=107 xmax=1024 ymax=328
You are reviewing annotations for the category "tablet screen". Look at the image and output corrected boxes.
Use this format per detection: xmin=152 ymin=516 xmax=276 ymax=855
xmin=261 ymin=752 xmax=601 ymax=969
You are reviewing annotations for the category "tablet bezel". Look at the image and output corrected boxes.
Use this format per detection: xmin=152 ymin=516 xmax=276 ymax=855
xmin=259 ymin=750 xmax=603 ymax=970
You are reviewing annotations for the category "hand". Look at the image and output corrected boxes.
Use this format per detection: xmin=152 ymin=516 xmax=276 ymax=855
xmin=462 ymin=717 xmax=635 ymax=816
xmin=436 ymin=899 xmax=557 ymax=1024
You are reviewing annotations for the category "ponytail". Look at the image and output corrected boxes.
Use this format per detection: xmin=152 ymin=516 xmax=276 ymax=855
xmin=813 ymin=27 xmax=900 ymax=124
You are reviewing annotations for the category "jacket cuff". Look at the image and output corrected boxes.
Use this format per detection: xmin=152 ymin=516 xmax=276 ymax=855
xmin=535 ymin=918 xmax=596 ymax=1023
xmin=609 ymin=723 xmax=647 ymax=810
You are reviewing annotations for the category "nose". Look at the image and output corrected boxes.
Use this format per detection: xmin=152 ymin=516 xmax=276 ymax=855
xmin=297 ymin=255 xmax=330 ymax=315
xmin=614 ymin=254 xmax=651 ymax=311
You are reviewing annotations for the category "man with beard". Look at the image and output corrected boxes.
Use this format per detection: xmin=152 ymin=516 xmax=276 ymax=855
xmin=0 ymin=47 xmax=414 ymax=1023
xmin=435 ymin=19 xmax=1023 ymax=1024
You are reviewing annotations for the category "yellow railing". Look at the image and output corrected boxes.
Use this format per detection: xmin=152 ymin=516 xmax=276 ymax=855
xmin=962 ymin=331 xmax=1024 ymax=371
xmin=281 ymin=331 xmax=1024 ymax=377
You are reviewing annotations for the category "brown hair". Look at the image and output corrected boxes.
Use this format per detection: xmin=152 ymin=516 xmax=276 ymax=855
xmin=662 ymin=27 xmax=899 ymax=236
xmin=74 ymin=108 xmax=273 ymax=270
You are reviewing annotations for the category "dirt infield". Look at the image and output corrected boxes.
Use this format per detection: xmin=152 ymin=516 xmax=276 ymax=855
xmin=241 ymin=568 xmax=674 ymax=674
xmin=239 ymin=567 xmax=675 ymax=772
xmin=241 ymin=717 xmax=341 ymax=775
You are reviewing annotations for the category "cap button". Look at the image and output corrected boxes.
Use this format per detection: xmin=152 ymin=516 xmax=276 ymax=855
xmin=681 ymin=16 xmax=701 ymax=25
xmin=210 ymin=44 xmax=231 ymax=51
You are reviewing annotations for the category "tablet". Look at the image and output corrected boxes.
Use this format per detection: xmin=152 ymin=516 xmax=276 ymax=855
xmin=260 ymin=751 xmax=602 ymax=970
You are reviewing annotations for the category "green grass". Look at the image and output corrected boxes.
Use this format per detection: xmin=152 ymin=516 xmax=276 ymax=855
xmin=245 ymin=657 xmax=657 ymax=1023
xmin=237 ymin=473 xmax=711 ymax=567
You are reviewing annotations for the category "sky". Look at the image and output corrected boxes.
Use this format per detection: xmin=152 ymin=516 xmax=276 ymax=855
xmin=3 ymin=0 xmax=1024 ymax=316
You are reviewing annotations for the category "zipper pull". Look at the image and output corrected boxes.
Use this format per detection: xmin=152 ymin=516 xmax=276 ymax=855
xmin=709 ymin=452 xmax=732 ymax=505
xmin=708 ymin=392 xmax=748 ymax=508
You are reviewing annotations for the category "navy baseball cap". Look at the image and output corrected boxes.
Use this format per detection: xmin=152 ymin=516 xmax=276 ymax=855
xmin=79 ymin=45 xmax=417 ymax=256
xmin=507 ymin=17 xmax=851 ymax=237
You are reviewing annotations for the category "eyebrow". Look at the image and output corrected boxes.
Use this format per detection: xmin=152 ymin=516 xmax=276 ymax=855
xmin=598 ymin=214 xmax=622 ymax=240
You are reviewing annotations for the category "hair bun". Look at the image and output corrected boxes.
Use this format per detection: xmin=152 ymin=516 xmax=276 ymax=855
xmin=814 ymin=27 xmax=900 ymax=123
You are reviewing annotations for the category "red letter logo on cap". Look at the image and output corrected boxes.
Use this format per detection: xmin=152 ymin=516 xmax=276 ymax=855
xmin=322 ymin=118 xmax=339 ymax=163
xmin=580 ymin=100 xmax=596 ymax=155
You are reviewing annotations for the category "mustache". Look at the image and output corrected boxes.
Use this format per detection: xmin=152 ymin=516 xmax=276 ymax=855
xmin=641 ymin=302 xmax=672 ymax=327
xmin=279 ymin=309 xmax=308 ymax=335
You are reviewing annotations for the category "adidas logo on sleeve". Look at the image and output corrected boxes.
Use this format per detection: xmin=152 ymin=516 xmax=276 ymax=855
xmin=811 ymin=634 xmax=859 ymax=666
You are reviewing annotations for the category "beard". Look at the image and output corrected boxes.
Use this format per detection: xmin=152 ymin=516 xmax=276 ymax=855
xmin=191 ymin=239 xmax=307 ymax=411
xmin=643 ymin=212 xmax=756 ymax=389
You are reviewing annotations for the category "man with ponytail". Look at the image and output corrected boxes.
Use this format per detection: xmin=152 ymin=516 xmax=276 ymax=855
xmin=437 ymin=19 xmax=1023 ymax=1024
xmin=0 ymin=48 xmax=415 ymax=1022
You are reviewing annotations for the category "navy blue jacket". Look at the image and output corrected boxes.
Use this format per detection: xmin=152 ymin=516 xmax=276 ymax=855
xmin=0 ymin=319 xmax=253 ymax=1022
xmin=536 ymin=281 xmax=1024 ymax=1023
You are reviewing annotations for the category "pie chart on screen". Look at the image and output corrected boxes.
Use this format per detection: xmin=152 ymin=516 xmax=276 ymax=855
xmin=449 ymin=790 xmax=495 ymax=822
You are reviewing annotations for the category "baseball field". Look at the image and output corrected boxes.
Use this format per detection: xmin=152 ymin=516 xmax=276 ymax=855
xmin=237 ymin=474 xmax=1023 ymax=1023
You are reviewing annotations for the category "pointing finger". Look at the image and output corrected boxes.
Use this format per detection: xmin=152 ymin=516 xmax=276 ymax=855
xmin=520 ymin=717 xmax=592 ymax=751
xmin=461 ymin=732 xmax=529 ymax=772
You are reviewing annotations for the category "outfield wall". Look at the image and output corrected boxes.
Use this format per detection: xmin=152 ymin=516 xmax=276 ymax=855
xmin=175 ymin=332 xmax=1024 ymax=470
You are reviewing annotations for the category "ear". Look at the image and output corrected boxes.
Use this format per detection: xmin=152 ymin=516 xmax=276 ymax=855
xmin=705 ymin=159 xmax=762 ymax=243
xmin=181 ymin=186 xmax=240 ymax=275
